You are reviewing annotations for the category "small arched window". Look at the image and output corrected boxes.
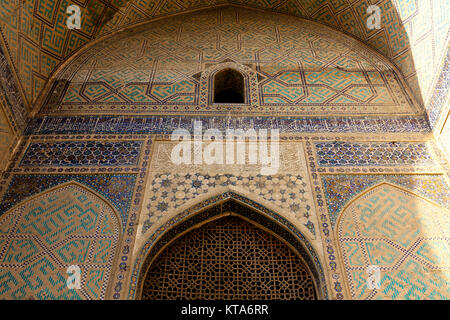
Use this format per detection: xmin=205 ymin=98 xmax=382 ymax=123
xmin=213 ymin=68 xmax=245 ymax=103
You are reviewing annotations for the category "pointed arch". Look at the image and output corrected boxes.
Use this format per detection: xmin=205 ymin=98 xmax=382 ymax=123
xmin=336 ymin=182 xmax=450 ymax=300
xmin=213 ymin=68 xmax=245 ymax=103
xmin=141 ymin=215 xmax=317 ymax=300
xmin=0 ymin=181 xmax=122 ymax=300
xmin=128 ymin=190 xmax=328 ymax=300
xmin=201 ymin=61 xmax=258 ymax=107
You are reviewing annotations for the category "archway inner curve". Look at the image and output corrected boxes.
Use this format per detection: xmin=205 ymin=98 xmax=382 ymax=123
xmin=141 ymin=215 xmax=317 ymax=300
xmin=135 ymin=195 xmax=327 ymax=300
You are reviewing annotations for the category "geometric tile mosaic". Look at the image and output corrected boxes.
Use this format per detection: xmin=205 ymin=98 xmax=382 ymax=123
xmin=104 ymin=0 xmax=450 ymax=121
xmin=1 ymin=1 xmax=448 ymax=117
xmin=20 ymin=141 xmax=143 ymax=167
xmin=338 ymin=183 xmax=450 ymax=300
xmin=0 ymin=174 xmax=137 ymax=232
xmin=0 ymin=45 xmax=28 ymax=133
xmin=0 ymin=1 xmax=447 ymax=302
xmin=426 ymin=44 xmax=450 ymax=130
xmin=41 ymin=7 xmax=420 ymax=117
xmin=314 ymin=142 xmax=434 ymax=167
xmin=0 ymin=44 xmax=27 ymax=172
xmin=129 ymin=190 xmax=329 ymax=300
xmin=140 ymin=217 xmax=316 ymax=300
xmin=138 ymin=140 xmax=320 ymax=250
xmin=0 ymin=183 xmax=120 ymax=300
xmin=322 ymin=174 xmax=450 ymax=228
xmin=142 ymin=171 xmax=316 ymax=236
xmin=0 ymin=132 xmax=444 ymax=301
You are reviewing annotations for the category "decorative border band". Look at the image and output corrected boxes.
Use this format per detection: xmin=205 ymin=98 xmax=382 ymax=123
xmin=25 ymin=115 xmax=431 ymax=135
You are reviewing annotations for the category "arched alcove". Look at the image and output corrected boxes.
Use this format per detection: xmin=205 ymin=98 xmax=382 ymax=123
xmin=141 ymin=215 xmax=316 ymax=300
xmin=213 ymin=68 xmax=245 ymax=104
xmin=0 ymin=182 xmax=121 ymax=300
xmin=131 ymin=194 xmax=327 ymax=300
xmin=336 ymin=183 xmax=450 ymax=300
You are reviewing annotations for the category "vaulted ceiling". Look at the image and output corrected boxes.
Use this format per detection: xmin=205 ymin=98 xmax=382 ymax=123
xmin=0 ymin=0 xmax=448 ymax=122
xmin=39 ymin=6 xmax=422 ymax=118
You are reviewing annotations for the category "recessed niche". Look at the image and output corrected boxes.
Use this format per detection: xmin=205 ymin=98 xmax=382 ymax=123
xmin=213 ymin=68 xmax=245 ymax=104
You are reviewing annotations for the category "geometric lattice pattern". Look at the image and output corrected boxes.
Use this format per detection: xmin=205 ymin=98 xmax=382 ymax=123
xmin=43 ymin=7 xmax=419 ymax=116
xmin=0 ymin=183 xmax=120 ymax=300
xmin=142 ymin=216 xmax=316 ymax=300
xmin=0 ymin=1 xmax=447 ymax=302
xmin=338 ymin=184 xmax=450 ymax=300
xmin=315 ymin=142 xmax=434 ymax=167
xmin=20 ymin=141 xmax=143 ymax=167
xmin=0 ymin=45 xmax=28 ymax=133
xmin=0 ymin=174 xmax=137 ymax=232
xmin=322 ymin=174 xmax=450 ymax=228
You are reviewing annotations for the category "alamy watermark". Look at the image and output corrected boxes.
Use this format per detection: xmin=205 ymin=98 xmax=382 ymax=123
xmin=367 ymin=5 xmax=381 ymax=30
xmin=170 ymin=121 xmax=280 ymax=175
xmin=366 ymin=265 xmax=381 ymax=289
xmin=66 ymin=265 xmax=81 ymax=290
xmin=66 ymin=5 xmax=81 ymax=30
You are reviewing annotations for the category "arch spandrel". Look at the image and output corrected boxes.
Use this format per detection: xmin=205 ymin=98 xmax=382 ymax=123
xmin=137 ymin=139 xmax=321 ymax=253
xmin=0 ymin=182 xmax=121 ymax=300
xmin=135 ymin=186 xmax=320 ymax=252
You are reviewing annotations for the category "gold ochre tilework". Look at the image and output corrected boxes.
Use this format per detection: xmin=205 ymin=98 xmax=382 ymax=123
xmin=42 ymin=7 xmax=421 ymax=117
xmin=0 ymin=183 xmax=121 ymax=300
xmin=337 ymin=183 xmax=450 ymax=300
